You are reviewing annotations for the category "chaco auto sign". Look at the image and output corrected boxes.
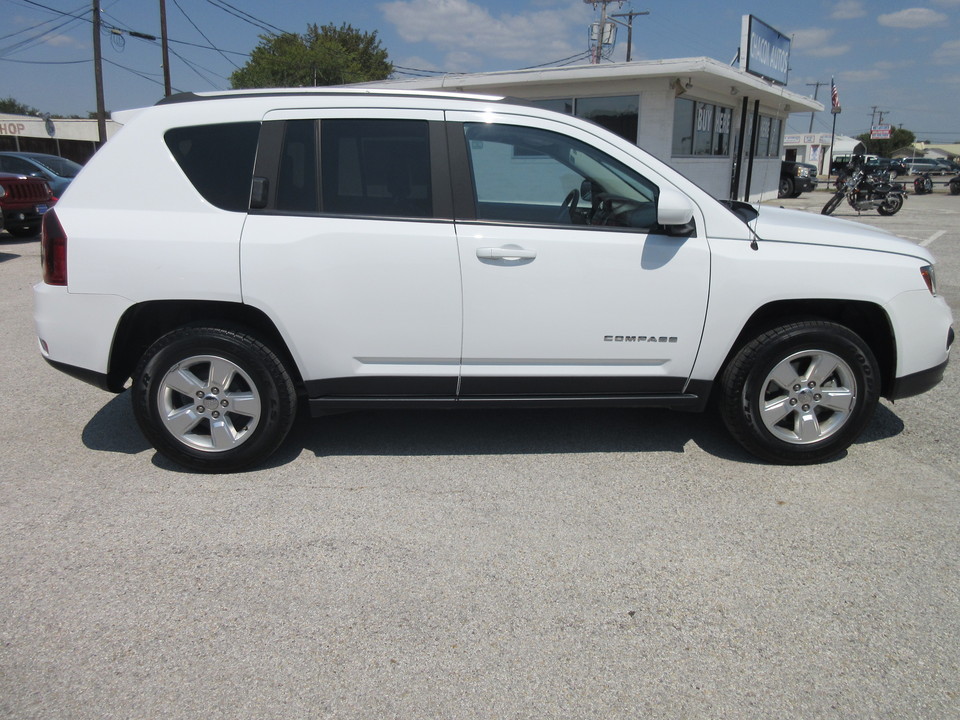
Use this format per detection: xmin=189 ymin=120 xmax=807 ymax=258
xmin=741 ymin=15 xmax=790 ymax=86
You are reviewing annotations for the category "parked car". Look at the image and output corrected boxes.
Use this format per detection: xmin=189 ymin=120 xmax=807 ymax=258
xmin=778 ymin=160 xmax=818 ymax=198
xmin=0 ymin=172 xmax=54 ymax=237
xmin=34 ymin=89 xmax=954 ymax=472
xmin=0 ymin=152 xmax=82 ymax=197
xmin=830 ymin=154 xmax=876 ymax=174
xmin=830 ymin=155 xmax=905 ymax=179
xmin=901 ymin=157 xmax=949 ymax=175
xmin=930 ymin=158 xmax=960 ymax=174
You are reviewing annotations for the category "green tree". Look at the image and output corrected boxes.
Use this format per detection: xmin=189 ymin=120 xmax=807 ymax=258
xmin=856 ymin=127 xmax=917 ymax=156
xmin=231 ymin=23 xmax=392 ymax=89
xmin=0 ymin=97 xmax=42 ymax=116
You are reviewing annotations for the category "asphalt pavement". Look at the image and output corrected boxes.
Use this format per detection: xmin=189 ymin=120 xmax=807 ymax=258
xmin=1 ymin=189 xmax=958 ymax=719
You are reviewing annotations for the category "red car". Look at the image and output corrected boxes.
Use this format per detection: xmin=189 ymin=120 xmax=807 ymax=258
xmin=0 ymin=172 xmax=55 ymax=238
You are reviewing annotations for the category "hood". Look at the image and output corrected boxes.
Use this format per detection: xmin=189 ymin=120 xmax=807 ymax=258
xmin=750 ymin=205 xmax=933 ymax=263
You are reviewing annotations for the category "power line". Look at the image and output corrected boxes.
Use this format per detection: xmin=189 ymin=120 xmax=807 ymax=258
xmin=172 ymin=0 xmax=240 ymax=69
xmin=204 ymin=0 xmax=288 ymax=36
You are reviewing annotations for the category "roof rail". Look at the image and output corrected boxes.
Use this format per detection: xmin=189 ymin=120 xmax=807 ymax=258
xmin=155 ymin=87 xmax=505 ymax=106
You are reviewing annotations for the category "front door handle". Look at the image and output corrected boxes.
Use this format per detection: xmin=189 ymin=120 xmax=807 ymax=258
xmin=476 ymin=246 xmax=537 ymax=260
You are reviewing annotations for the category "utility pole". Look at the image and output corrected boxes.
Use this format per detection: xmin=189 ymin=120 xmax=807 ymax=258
xmin=92 ymin=0 xmax=106 ymax=145
xmin=805 ymin=80 xmax=827 ymax=133
xmin=159 ymin=0 xmax=172 ymax=96
xmin=610 ymin=10 xmax=649 ymax=63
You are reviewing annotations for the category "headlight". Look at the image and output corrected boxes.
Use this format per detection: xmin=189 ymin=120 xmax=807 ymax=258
xmin=796 ymin=167 xmax=809 ymax=178
xmin=920 ymin=265 xmax=937 ymax=296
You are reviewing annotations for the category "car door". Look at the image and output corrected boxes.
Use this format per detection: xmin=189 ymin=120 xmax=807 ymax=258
xmin=239 ymin=109 xmax=463 ymax=402
xmin=446 ymin=112 xmax=711 ymax=399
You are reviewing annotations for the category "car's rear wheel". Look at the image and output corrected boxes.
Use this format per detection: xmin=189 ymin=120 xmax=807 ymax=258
xmin=132 ymin=326 xmax=297 ymax=472
xmin=719 ymin=321 xmax=880 ymax=464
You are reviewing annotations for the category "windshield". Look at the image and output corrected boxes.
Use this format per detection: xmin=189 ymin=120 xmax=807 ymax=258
xmin=27 ymin=155 xmax=82 ymax=178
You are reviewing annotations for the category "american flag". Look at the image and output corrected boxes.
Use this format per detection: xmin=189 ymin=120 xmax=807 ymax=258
xmin=831 ymin=78 xmax=840 ymax=111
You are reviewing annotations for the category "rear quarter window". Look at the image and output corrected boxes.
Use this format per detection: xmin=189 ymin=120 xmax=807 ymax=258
xmin=164 ymin=122 xmax=260 ymax=211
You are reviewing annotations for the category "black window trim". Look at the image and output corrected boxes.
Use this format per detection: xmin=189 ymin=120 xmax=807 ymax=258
xmin=249 ymin=117 xmax=454 ymax=222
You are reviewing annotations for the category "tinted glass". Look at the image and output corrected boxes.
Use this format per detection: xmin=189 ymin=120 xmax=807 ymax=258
xmin=320 ymin=119 xmax=432 ymax=218
xmin=671 ymin=98 xmax=695 ymax=155
xmin=529 ymin=98 xmax=574 ymax=115
xmin=276 ymin=120 xmax=319 ymax=213
xmin=25 ymin=155 xmax=82 ymax=177
xmin=0 ymin=156 xmax=39 ymax=175
xmin=164 ymin=122 xmax=260 ymax=212
xmin=575 ymin=95 xmax=638 ymax=143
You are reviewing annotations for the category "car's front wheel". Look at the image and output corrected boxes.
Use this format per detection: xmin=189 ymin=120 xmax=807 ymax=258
xmin=132 ymin=326 xmax=297 ymax=472
xmin=719 ymin=321 xmax=880 ymax=464
xmin=778 ymin=177 xmax=794 ymax=199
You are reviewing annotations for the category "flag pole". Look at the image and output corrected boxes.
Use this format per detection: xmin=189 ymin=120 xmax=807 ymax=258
xmin=827 ymin=77 xmax=841 ymax=182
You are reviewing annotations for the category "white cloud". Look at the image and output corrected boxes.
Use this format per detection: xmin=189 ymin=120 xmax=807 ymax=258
xmin=44 ymin=34 xmax=78 ymax=48
xmin=877 ymin=8 xmax=948 ymax=29
xmin=789 ymin=28 xmax=850 ymax=57
xmin=933 ymin=38 xmax=960 ymax=64
xmin=379 ymin=0 xmax=589 ymax=70
xmin=839 ymin=69 xmax=885 ymax=82
xmin=830 ymin=1 xmax=866 ymax=19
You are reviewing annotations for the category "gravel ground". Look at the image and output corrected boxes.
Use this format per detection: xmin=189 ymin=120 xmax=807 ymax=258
xmin=1 ymin=190 xmax=957 ymax=719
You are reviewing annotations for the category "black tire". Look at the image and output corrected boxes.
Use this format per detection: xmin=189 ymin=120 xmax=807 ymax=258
xmin=132 ymin=326 xmax=297 ymax=472
xmin=778 ymin=177 xmax=794 ymax=199
xmin=718 ymin=321 xmax=881 ymax=464
xmin=950 ymin=180 xmax=960 ymax=196
xmin=821 ymin=192 xmax=844 ymax=215
xmin=6 ymin=225 xmax=40 ymax=238
xmin=877 ymin=194 xmax=903 ymax=216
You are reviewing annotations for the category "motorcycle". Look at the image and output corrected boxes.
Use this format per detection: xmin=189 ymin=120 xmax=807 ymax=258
xmin=913 ymin=171 xmax=934 ymax=195
xmin=821 ymin=167 xmax=905 ymax=216
xmin=949 ymin=175 xmax=960 ymax=196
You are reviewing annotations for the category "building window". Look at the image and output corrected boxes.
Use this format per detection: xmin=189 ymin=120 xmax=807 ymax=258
xmin=743 ymin=114 xmax=783 ymax=157
xmin=672 ymin=98 xmax=731 ymax=157
xmin=527 ymin=95 xmax=640 ymax=144
xmin=574 ymin=95 xmax=639 ymax=143
xmin=529 ymin=98 xmax=574 ymax=115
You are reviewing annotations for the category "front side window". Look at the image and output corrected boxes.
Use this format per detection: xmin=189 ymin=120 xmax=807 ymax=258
xmin=463 ymin=122 xmax=659 ymax=230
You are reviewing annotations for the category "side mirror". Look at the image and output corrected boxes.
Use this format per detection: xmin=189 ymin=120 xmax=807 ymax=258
xmin=657 ymin=187 xmax=695 ymax=227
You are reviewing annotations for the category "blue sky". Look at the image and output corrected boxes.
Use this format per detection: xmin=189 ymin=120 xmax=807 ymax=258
xmin=2 ymin=0 xmax=958 ymax=141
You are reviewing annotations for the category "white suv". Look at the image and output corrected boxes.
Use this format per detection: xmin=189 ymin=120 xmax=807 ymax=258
xmin=34 ymin=89 xmax=954 ymax=472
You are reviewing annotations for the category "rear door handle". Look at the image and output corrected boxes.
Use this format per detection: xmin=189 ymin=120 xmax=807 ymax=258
xmin=476 ymin=246 xmax=537 ymax=260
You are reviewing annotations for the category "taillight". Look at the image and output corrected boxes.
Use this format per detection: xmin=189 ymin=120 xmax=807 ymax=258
xmin=41 ymin=209 xmax=67 ymax=286
xmin=920 ymin=265 xmax=937 ymax=296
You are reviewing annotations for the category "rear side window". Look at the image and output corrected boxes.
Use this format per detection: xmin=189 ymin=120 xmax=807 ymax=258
xmin=320 ymin=119 xmax=432 ymax=218
xmin=165 ymin=122 xmax=260 ymax=211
